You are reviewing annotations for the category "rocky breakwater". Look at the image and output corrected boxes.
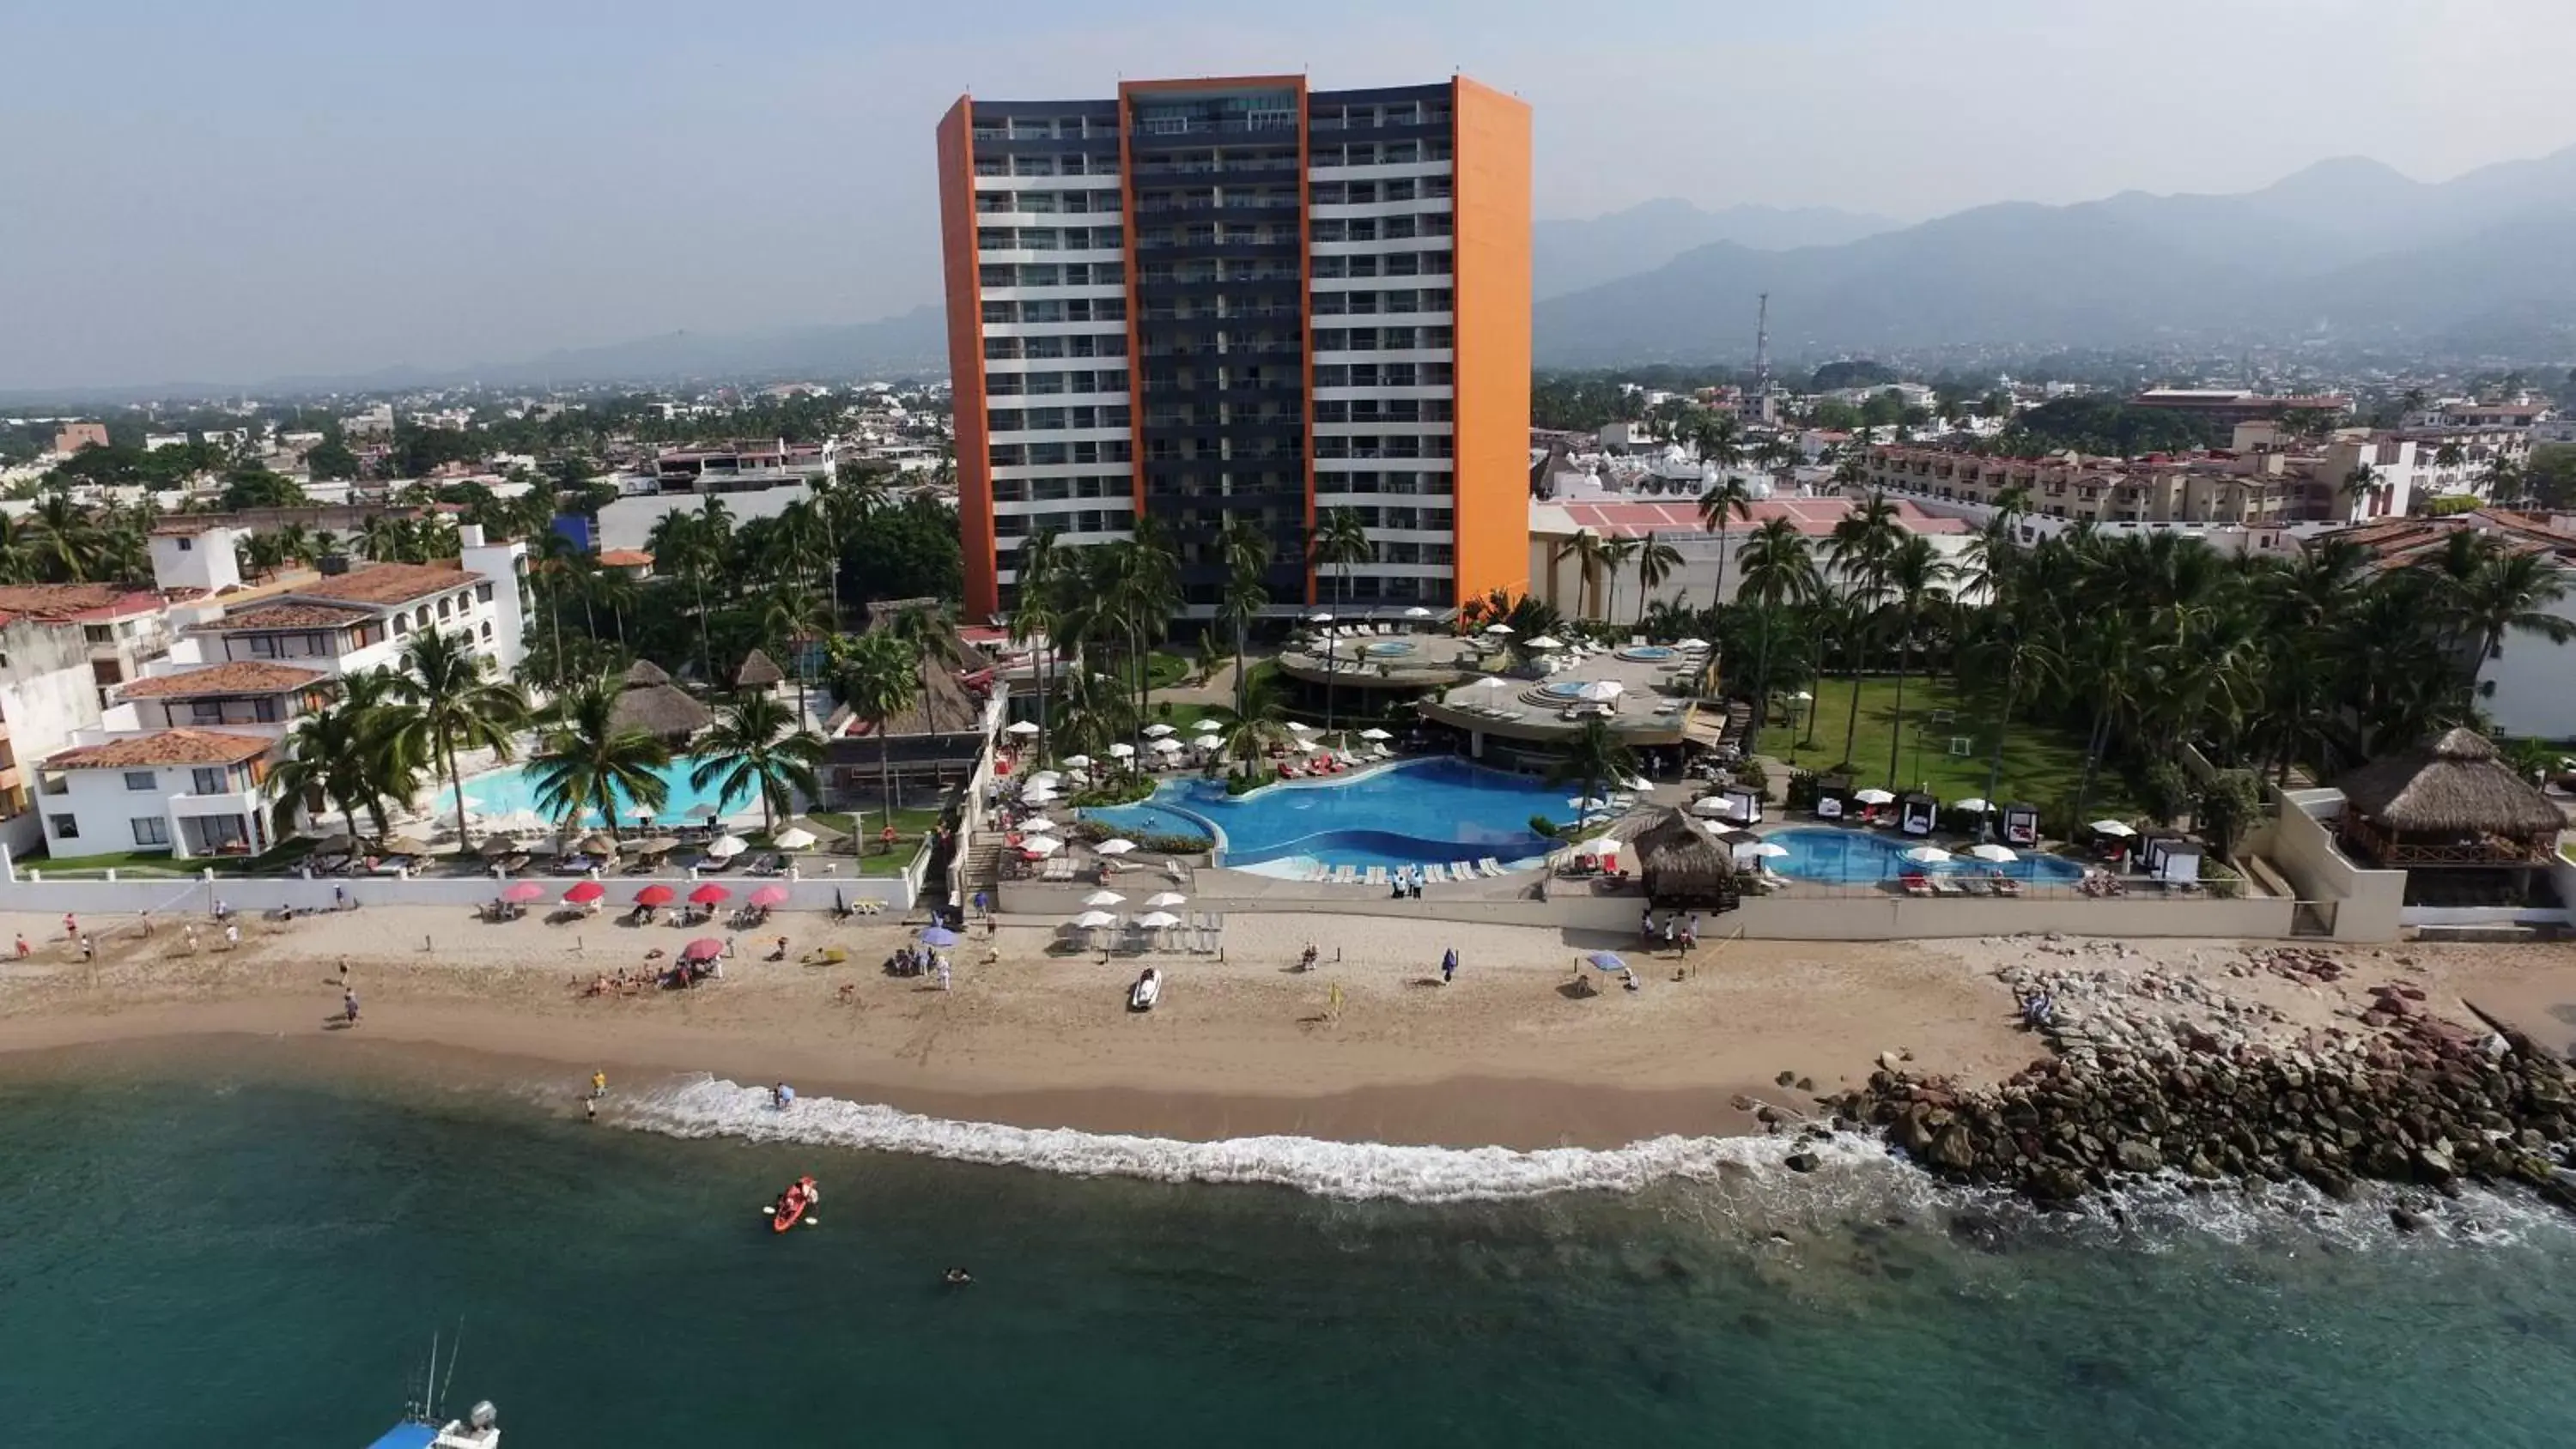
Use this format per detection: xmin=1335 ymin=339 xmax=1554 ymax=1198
xmin=1838 ymin=944 xmax=2576 ymax=1213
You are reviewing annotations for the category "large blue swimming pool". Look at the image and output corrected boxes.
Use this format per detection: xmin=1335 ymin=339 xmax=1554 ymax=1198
xmin=443 ymin=759 xmax=757 ymax=828
xmin=1765 ymin=827 xmax=2087 ymax=885
xmin=1085 ymin=757 xmax=1572 ymax=872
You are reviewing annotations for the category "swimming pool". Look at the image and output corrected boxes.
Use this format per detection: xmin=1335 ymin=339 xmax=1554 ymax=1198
xmin=1084 ymin=757 xmax=1571 ymax=872
xmin=1618 ymin=645 xmax=1678 ymax=661
xmin=1765 ymin=827 xmax=2087 ymax=885
xmin=442 ymin=759 xmax=758 ymax=828
xmin=1362 ymin=640 xmax=1419 ymax=658
xmin=1537 ymin=681 xmax=1589 ymax=699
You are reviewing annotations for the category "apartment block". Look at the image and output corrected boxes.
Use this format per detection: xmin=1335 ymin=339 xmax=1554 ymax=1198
xmin=936 ymin=75 xmax=1530 ymax=621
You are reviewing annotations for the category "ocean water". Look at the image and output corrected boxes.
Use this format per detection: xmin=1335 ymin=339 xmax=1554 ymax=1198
xmin=9 ymin=1066 xmax=2576 ymax=1447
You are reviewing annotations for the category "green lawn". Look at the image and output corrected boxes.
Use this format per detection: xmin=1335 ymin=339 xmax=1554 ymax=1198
xmin=1759 ymin=676 xmax=2138 ymax=819
xmin=1143 ymin=650 xmax=1194 ymax=691
xmin=793 ymin=807 xmax=943 ymax=876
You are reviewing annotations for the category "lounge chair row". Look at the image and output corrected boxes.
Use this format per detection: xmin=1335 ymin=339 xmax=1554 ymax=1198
xmin=1319 ymin=857 xmax=1506 ymax=885
xmin=1898 ymin=871 xmax=2021 ymax=898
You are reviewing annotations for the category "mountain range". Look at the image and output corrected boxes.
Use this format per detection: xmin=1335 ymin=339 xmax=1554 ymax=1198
xmin=1531 ymin=147 xmax=2576 ymax=366
xmin=1531 ymin=199 xmax=1898 ymax=298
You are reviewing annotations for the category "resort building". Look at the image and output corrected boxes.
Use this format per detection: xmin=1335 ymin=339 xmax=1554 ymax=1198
xmin=936 ymin=75 xmax=1533 ymax=621
xmin=0 ymin=603 xmax=125 ymax=853
xmin=1526 ymin=494 xmax=1974 ymax=615
xmin=173 ymin=528 xmax=530 ymax=682
xmin=34 ymin=726 xmax=280 ymax=860
xmin=2128 ymin=390 xmax=2351 ymax=427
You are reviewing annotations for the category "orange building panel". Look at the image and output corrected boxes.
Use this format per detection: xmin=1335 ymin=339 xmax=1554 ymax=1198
xmin=1448 ymin=76 xmax=1534 ymax=608
xmin=937 ymin=97 xmax=1000 ymax=621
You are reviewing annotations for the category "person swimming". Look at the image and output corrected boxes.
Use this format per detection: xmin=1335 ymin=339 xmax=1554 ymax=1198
xmin=944 ymin=1267 xmax=974 ymax=1286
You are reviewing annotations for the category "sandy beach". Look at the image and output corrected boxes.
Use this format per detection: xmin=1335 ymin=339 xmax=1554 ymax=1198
xmin=3 ymin=900 xmax=2572 ymax=1150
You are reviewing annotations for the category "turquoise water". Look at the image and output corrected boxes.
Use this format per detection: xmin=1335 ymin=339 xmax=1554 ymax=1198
xmin=1768 ymin=826 xmax=2090 ymax=885
xmin=1086 ymin=757 xmax=1569 ymax=870
xmin=9 ymin=1064 xmax=2576 ymax=1446
xmin=445 ymin=759 xmax=755 ymax=828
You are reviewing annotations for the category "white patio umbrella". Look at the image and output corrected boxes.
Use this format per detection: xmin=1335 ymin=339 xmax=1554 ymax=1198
xmin=1571 ymin=835 xmax=1619 ymax=858
xmin=1150 ymin=737 xmax=1185 ymax=755
xmin=1143 ymin=891 xmax=1187 ymax=908
xmin=1194 ymin=731 xmax=1224 ymax=746
xmin=1136 ymin=911 xmax=1183 ymax=929
xmin=1097 ymin=839 xmax=1137 ymax=856
xmin=1525 ymin=635 xmax=1564 ymax=650
xmin=1744 ymin=841 xmax=1791 ymax=859
xmin=628 ymin=804 xmax=655 ymax=821
xmin=1575 ymin=680 xmax=1624 ymax=702
xmin=1142 ymin=723 xmax=1176 ymax=737
xmin=706 ymin=834 xmax=749 ymax=859
xmin=1019 ymin=816 xmax=1060 ymax=834
xmin=1478 ymin=677 xmax=1511 ymax=692
xmin=1286 ymin=721 xmax=1318 ymax=734
xmin=1691 ymin=796 xmax=1735 ymax=817
xmin=1903 ymin=845 xmax=1953 ymax=864
xmin=1483 ymin=623 xmax=1515 ymax=635
xmin=1853 ymin=787 xmax=1898 ymax=805
xmin=1019 ymin=788 xmax=1060 ymax=804
xmin=1567 ymin=796 xmax=1613 ymax=811
xmin=772 ymin=827 xmax=817 ymax=851
xmin=1019 ymin=835 xmax=1065 ymax=857
xmin=1952 ymin=797 xmax=1993 ymax=814
xmin=1403 ymin=606 xmax=1434 ymax=618
xmin=1062 ymin=754 xmax=1094 ymax=768
xmin=1675 ymin=637 xmax=1710 ymax=649
xmin=2090 ymin=820 xmax=2137 ymax=838
xmin=1029 ymin=770 xmax=1063 ymax=785
xmin=1072 ymin=910 xmax=1118 ymax=930
xmin=1082 ymin=889 xmax=1126 ymax=906
xmin=1190 ymin=719 xmax=1226 ymax=733
xmin=1358 ymin=727 xmax=1392 ymax=740
xmin=1108 ymin=742 xmax=1137 ymax=759
xmin=1966 ymin=843 xmax=2019 ymax=863
xmin=1005 ymin=720 xmax=1042 ymax=737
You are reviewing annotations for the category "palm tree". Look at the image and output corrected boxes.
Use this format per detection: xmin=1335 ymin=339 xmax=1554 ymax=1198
xmin=526 ymin=675 xmax=672 ymax=833
xmin=1309 ymin=506 xmax=1372 ymax=613
xmin=30 ymin=494 xmax=97 ymax=581
xmin=2444 ymin=548 xmax=2575 ymax=698
xmin=390 ymin=628 xmax=530 ymax=847
xmin=757 ymin=582 xmax=830 ymax=723
xmin=0 ymin=511 xmax=37 ymax=584
xmin=1696 ymin=473 xmax=1754 ymax=609
xmin=2340 ymin=464 xmax=2383 ymax=519
xmin=1631 ymin=532 xmax=1683 ymax=624
xmin=335 ymin=666 xmax=425 ymax=839
xmin=690 ymin=692 xmax=823 ymax=839
xmin=1551 ymin=530 xmax=1608 ymax=620
xmin=1547 ymin=717 xmax=1637 ymax=831
xmin=1876 ymin=534 xmax=1954 ymax=791
xmin=828 ymin=630 xmax=920 ymax=841
xmin=1597 ymin=536 xmax=1641 ymax=627
xmin=1735 ymin=518 xmax=1818 ymax=738
xmin=1008 ymin=527 xmax=1065 ymax=763
xmin=1217 ymin=515 xmax=1272 ymax=720
xmin=268 ymin=703 xmax=372 ymax=844
xmin=1824 ymin=493 xmax=1902 ymax=765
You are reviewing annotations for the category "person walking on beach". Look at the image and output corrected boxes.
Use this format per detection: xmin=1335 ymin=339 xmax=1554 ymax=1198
xmin=338 ymin=956 xmax=350 ymax=985
xmin=1681 ymin=913 xmax=1698 ymax=955
xmin=1638 ymin=906 xmax=1654 ymax=942
xmin=78 ymin=934 xmax=94 ymax=963
xmin=935 ymin=956 xmax=952 ymax=993
xmin=138 ymin=911 xmax=153 ymax=939
xmin=181 ymin=924 xmax=198 ymax=955
xmin=222 ymin=921 xmax=240 ymax=952
xmin=341 ymin=987 xmax=360 ymax=1026
xmin=64 ymin=912 xmax=78 ymax=942
xmin=590 ymin=1070 xmax=607 ymax=1100
xmin=1441 ymin=947 xmax=1458 ymax=985
xmin=12 ymin=932 xmax=28 ymax=959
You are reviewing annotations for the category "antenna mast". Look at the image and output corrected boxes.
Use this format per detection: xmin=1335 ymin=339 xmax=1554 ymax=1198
xmin=1751 ymin=292 xmax=1771 ymax=398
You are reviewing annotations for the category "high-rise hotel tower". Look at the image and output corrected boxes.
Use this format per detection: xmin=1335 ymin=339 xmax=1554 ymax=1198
xmin=936 ymin=76 xmax=1531 ymax=621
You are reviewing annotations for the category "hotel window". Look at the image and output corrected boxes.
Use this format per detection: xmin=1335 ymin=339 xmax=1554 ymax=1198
xmin=124 ymin=771 xmax=157 ymax=791
xmin=50 ymin=815 xmax=78 ymax=840
xmin=191 ymin=767 xmax=227 ymax=796
xmin=131 ymin=817 xmax=170 ymax=847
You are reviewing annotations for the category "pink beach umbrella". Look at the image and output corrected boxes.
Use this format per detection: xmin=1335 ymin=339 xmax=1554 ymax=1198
xmin=633 ymin=884 xmax=677 ymax=907
xmin=501 ymin=882 xmax=544 ymax=903
xmin=563 ymin=881 xmax=606 ymax=904
xmin=747 ymin=884 xmax=790 ymax=908
xmin=681 ymin=937 xmax=724 ymax=961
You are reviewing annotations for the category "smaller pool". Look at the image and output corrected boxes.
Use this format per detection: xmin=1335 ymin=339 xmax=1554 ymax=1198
xmin=1538 ymin=681 xmax=1589 ymax=700
xmin=1619 ymin=646 xmax=1678 ymax=661
xmin=1364 ymin=640 xmax=1419 ymax=658
xmin=1765 ymin=827 xmax=2088 ymax=885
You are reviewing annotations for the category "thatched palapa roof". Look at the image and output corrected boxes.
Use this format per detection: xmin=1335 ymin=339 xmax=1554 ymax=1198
xmin=623 ymin=658 xmax=673 ymax=688
xmin=734 ymin=647 xmax=785 ymax=688
xmin=2331 ymin=728 xmax=2565 ymax=837
xmin=1631 ymin=807 xmax=1738 ymax=902
xmin=611 ymin=657 xmax=711 ymax=740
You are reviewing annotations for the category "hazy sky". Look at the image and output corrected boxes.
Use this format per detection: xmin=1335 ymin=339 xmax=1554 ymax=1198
xmin=5 ymin=0 xmax=2571 ymax=391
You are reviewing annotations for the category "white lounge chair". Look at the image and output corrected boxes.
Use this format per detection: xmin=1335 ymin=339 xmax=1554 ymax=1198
xmin=1332 ymin=864 xmax=1359 ymax=885
xmin=1477 ymin=857 xmax=1504 ymax=877
xmin=1364 ymin=865 xmax=1389 ymax=888
xmin=1422 ymin=864 xmax=1450 ymax=884
xmin=1450 ymin=859 xmax=1477 ymax=880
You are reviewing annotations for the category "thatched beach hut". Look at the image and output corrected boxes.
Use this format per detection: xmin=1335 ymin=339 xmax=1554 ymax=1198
xmin=2331 ymin=728 xmax=2567 ymax=906
xmin=734 ymin=647 xmax=785 ymax=693
xmin=611 ymin=658 xmax=712 ymax=743
xmin=1631 ymin=808 xmax=1742 ymax=911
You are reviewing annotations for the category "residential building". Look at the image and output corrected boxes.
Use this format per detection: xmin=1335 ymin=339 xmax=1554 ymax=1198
xmin=112 ymin=661 xmax=332 ymax=735
xmin=647 ymin=440 xmax=837 ymax=492
xmin=35 ymin=728 xmax=279 ymax=860
xmin=1861 ymin=444 xmax=2324 ymax=529
xmin=1527 ymin=494 xmax=1974 ymax=616
xmin=52 ymin=421 xmax=109 ymax=455
xmin=0 ymin=609 xmax=118 ymax=853
xmin=179 ymin=535 xmax=529 ymax=682
xmin=937 ymin=75 xmax=1532 ymax=621
xmin=0 ymin=584 xmax=179 ymax=710
xmin=2129 ymin=390 xmax=2352 ymax=427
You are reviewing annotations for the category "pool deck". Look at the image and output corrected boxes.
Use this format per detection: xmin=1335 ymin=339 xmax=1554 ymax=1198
xmin=1419 ymin=640 xmax=1715 ymax=749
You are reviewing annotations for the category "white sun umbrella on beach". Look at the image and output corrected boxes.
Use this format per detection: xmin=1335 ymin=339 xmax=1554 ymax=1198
xmin=1189 ymin=718 xmax=1225 ymax=733
xmin=1477 ymin=677 xmax=1510 ymax=692
xmin=1136 ymin=911 xmax=1183 ymax=930
xmin=1143 ymin=891 xmax=1187 ymax=909
xmin=2090 ymin=820 xmax=2137 ymax=838
xmin=1019 ymin=816 xmax=1060 ymax=834
xmin=1966 ymin=843 xmax=2019 ymax=863
xmin=1404 ymin=606 xmax=1434 ymax=618
xmin=1853 ymin=787 xmax=1898 ymax=806
xmin=1567 ymin=796 xmax=1613 ymax=811
xmin=1902 ymin=845 xmax=1953 ymax=864
xmin=706 ymin=834 xmax=750 ymax=859
xmin=1082 ymin=889 xmax=1126 ymax=907
xmin=1142 ymin=723 xmax=1176 ymax=737
xmin=1072 ymin=909 xmax=1118 ymax=930
xmin=1575 ymin=680 xmax=1624 ymax=703
xmin=1097 ymin=838 xmax=1138 ymax=856
xmin=772 ymin=827 xmax=818 ymax=851
xmin=1108 ymin=742 xmax=1137 ymax=759
xmin=1062 ymin=754 xmax=1093 ymax=768
xmin=1005 ymin=720 xmax=1042 ymax=737
xmin=1691 ymin=796 xmax=1735 ymax=817
xmin=1020 ymin=788 xmax=1060 ymax=805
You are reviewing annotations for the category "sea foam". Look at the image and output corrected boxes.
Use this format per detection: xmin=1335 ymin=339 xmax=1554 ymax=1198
xmin=617 ymin=1076 xmax=1879 ymax=1203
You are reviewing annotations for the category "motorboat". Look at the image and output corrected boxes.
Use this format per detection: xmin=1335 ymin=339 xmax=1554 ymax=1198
xmin=1129 ymin=967 xmax=1162 ymax=1011
xmin=769 ymin=1174 xmax=821 ymax=1234
xmin=363 ymin=1337 xmax=498 ymax=1448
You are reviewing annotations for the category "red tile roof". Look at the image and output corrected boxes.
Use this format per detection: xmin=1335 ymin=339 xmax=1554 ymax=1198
xmin=0 ymin=584 xmax=166 ymax=626
xmin=1558 ymin=496 xmax=1971 ymax=539
xmin=194 ymin=602 xmax=374 ymax=632
xmin=46 ymin=729 xmax=273 ymax=770
xmin=597 ymin=549 xmax=654 ymax=568
xmin=294 ymin=561 xmax=468 ymax=607
xmin=118 ymin=661 xmax=328 ymax=699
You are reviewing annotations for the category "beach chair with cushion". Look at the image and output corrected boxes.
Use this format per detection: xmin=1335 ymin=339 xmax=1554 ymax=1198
xmin=1929 ymin=874 xmax=1968 ymax=898
xmin=1899 ymin=872 xmax=1934 ymax=897
xmin=1477 ymin=857 xmax=1504 ymax=877
xmin=1990 ymin=874 xmax=2022 ymax=897
xmin=1364 ymin=865 xmax=1389 ymax=888
xmin=1421 ymin=864 xmax=1450 ymax=884
xmin=1450 ymin=859 xmax=1477 ymax=881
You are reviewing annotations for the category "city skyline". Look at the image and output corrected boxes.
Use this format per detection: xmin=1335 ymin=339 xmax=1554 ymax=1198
xmin=8 ymin=0 xmax=2576 ymax=391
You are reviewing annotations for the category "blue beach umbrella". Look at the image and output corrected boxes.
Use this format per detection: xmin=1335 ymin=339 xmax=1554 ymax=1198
xmin=920 ymin=926 xmax=960 ymax=948
xmin=1584 ymin=951 xmax=1628 ymax=973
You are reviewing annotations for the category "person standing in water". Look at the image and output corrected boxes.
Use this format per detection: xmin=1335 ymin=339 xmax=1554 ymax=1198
xmin=591 ymin=1069 xmax=608 ymax=1100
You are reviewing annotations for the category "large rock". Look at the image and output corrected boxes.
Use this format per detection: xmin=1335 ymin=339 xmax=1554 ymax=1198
xmin=1929 ymin=1125 xmax=1980 ymax=1172
xmin=2113 ymin=1138 xmax=2163 ymax=1174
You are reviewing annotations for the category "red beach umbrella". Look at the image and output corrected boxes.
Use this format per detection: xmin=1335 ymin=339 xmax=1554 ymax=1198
xmin=634 ymin=884 xmax=677 ymax=906
xmin=747 ymin=885 xmax=789 ymax=908
xmin=562 ymin=881 xmax=606 ymax=904
xmin=682 ymin=937 xmax=723 ymax=961
xmin=501 ymin=882 xmax=544 ymax=903
xmin=688 ymin=882 xmax=732 ymax=906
